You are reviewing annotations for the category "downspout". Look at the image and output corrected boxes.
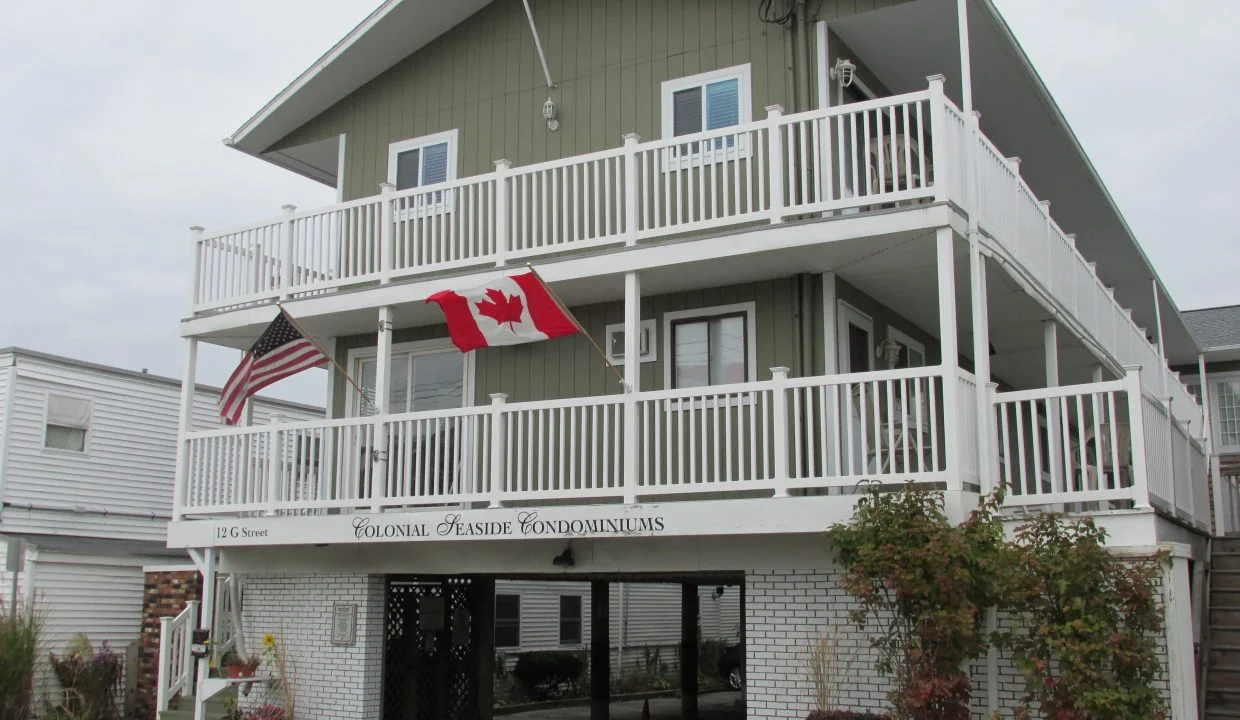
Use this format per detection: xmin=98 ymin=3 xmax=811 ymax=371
xmin=521 ymin=0 xmax=555 ymax=89
xmin=797 ymin=1 xmax=813 ymax=112
xmin=1152 ymin=278 xmax=1169 ymax=396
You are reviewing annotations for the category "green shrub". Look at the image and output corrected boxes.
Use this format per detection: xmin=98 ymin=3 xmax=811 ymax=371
xmin=510 ymin=650 xmax=585 ymax=700
xmin=0 ymin=600 xmax=43 ymax=720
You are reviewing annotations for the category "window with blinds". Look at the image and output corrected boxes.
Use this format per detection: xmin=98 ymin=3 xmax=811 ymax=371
xmin=387 ymin=130 xmax=458 ymax=210
xmin=45 ymin=394 xmax=91 ymax=452
xmin=661 ymin=65 xmax=752 ymax=167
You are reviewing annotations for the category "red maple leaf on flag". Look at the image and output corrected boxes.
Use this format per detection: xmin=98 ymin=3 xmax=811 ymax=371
xmin=476 ymin=288 xmax=525 ymax=331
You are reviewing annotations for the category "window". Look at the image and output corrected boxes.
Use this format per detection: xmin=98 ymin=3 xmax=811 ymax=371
xmin=886 ymin=328 xmax=927 ymax=369
xmin=388 ymin=130 xmax=457 ymax=190
xmin=605 ymin=319 xmax=657 ymax=365
xmin=349 ymin=341 xmax=469 ymax=417
xmin=664 ymin=303 xmax=757 ymax=390
xmin=661 ymin=65 xmax=752 ymax=164
xmin=558 ymin=595 xmax=583 ymax=645
xmin=1217 ymin=379 xmax=1240 ymax=450
xmin=45 ymin=394 xmax=91 ymax=452
xmin=495 ymin=594 xmax=521 ymax=648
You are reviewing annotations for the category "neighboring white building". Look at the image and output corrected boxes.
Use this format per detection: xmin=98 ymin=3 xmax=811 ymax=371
xmin=0 ymin=348 xmax=320 ymax=704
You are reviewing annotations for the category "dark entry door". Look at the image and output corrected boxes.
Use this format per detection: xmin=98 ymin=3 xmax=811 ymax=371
xmin=384 ymin=576 xmax=482 ymax=720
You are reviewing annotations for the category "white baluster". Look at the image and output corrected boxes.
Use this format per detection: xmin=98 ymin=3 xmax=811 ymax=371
xmin=770 ymin=367 xmax=790 ymax=497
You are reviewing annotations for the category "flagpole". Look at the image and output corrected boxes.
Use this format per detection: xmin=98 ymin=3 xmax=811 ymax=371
xmin=524 ymin=263 xmax=629 ymax=390
xmin=275 ymin=301 xmax=377 ymax=412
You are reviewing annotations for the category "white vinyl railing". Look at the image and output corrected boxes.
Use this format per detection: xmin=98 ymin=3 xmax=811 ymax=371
xmin=991 ymin=367 xmax=1208 ymax=528
xmin=156 ymin=600 xmax=198 ymax=712
xmin=951 ymin=102 xmax=1199 ymax=430
xmin=189 ymin=81 xmax=948 ymax=315
xmin=179 ymin=367 xmax=970 ymax=517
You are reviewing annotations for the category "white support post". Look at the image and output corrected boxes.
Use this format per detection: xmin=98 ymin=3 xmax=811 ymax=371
xmin=379 ymin=183 xmax=395 ymax=283
xmin=193 ymin=550 xmax=217 ymax=719
xmin=622 ymin=134 xmax=641 ymax=245
xmin=279 ymin=204 xmax=296 ymax=299
xmin=956 ymin=0 xmax=974 ymax=115
xmin=765 ymin=105 xmax=785 ymax=223
xmin=372 ymin=306 xmax=394 ymax=512
xmin=265 ymin=414 xmax=282 ymax=515
xmin=969 ymin=240 xmax=991 ymax=493
xmin=188 ymin=226 xmax=204 ymax=309
xmin=494 ymin=160 xmax=512 ymax=266
xmin=488 ymin=393 xmax=508 ymax=508
xmin=771 ymin=367 xmax=791 ymax=498
xmin=156 ymin=616 xmax=172 ymax=711
xmin=926 ymin=75 xmax=949 ymax=204
xmin=171 ymin=338 xmax=198 ymax=521
xmin=1043 ymin=320 xmax=1063 ymax=494
xmin=1152 ymin=278 xmax=1169 ymax=395
xmin=623 ymin=271 xmax=641 ymax=503
xmin=1123 ymin=366 xmax=1152 ymax=509
xmin=1163 ymin=551 xmax=1199 ymax=720
xmin=936 ymin=229 xmax=961 ymax=484
xmin=822 ymin=272 xmax=838 ymax=374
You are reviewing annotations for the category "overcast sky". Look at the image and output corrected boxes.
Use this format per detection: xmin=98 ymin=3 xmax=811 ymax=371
xmin=0 ymin=0 xmax=1236 ymax=405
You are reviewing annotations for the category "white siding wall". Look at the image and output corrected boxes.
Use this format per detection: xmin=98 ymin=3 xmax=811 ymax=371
xmin=0 ymin=352 xmax=319 ymax=541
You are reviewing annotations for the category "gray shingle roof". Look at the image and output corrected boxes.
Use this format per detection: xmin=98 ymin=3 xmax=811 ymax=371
xmin=1183 ymin=305 xmax=1240 ymax=350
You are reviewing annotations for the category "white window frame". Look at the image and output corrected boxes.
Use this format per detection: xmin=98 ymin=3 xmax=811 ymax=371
xmin=1186 ymin=372 xmax=1240 ymax=453
xmin=837 ymin=301 xmax=874 ymax=373
xmin=42 ymin=392 xmax=93 ymax=455
xmin=494 ymin=592 xmax=522 ymax=649
xmin=886 ymin=327 xmax=927 ymax=369
xmin=345 ymin=338 xmax=474 ymax=418
xmin=605 ymin=319 xmax=657 ymax=365
xmin=557 ymin=594 xmax=584 ymax=647
xmin=386 ymin=129 xmax=459 ymax=213
xmin=663 ymin=302 xmax=758 ymax=391
xmin=660 ymin=64 xmax=753 ymax=171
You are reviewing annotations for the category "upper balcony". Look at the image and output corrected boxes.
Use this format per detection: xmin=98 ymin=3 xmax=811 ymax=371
xmin=187 ymin=78 xmax=1200 ymax=430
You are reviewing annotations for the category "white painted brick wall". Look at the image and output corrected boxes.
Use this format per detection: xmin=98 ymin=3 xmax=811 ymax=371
xmin=748 ymin=563 xmax=1174 ymax=720
xmin=237 ymin=574 xmax=384 ymax=720
xmin=745 ymin=569 xmax=894 ymax=719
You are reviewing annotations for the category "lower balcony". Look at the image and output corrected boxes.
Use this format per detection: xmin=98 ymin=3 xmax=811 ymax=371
xmin=173 ymin=365 xmax=1209 ymax=536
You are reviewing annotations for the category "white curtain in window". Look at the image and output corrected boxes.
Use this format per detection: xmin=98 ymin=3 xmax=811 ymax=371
xmin=47 ymin=395 xmax=90 ymax=427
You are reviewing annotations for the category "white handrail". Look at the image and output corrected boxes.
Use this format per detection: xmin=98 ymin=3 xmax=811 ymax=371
xmin=156 ymin=599 xmax=199 ymax=712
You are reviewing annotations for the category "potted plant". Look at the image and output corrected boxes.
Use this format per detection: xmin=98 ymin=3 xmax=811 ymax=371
xmin=219 ymin=650 xmax=260 ymax=679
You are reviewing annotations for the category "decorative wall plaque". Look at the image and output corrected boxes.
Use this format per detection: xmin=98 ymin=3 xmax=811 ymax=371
xmin=331 ymin=603 xmax=357 ymax=646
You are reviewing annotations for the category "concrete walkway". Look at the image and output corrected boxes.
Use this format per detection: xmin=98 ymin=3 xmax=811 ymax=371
xmin=503 ymin=691 xmax=745 ymax=719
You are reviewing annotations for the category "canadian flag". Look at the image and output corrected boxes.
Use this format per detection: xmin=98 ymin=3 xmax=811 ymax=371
xmin=426 ymin=271 xmax=580 ymax=353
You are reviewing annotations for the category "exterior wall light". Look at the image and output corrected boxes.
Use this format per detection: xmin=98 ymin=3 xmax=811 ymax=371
xmin=543 ymin=97 xmax=559 ymax=131
xmin=877 ymin=338 xmax=904 ymax=369
xmin=831 ymin=58 xmax=857 ymax=88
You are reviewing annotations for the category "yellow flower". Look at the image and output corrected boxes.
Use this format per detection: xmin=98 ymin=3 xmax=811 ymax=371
xmin=262 ymin=633 xmax=276 ymax=649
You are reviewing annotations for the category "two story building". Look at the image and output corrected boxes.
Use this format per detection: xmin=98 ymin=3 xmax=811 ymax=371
xmin=159 ymin=1 xmax=1214 ymax=718
xmin=0 ymin=348 xmax=319 ymax=716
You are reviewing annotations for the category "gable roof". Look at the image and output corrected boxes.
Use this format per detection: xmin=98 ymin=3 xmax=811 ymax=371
xmin=1183 ymin=306 xmax=1240 ymax=352
xmin=225 ymin=0 xmax=491 ymax=182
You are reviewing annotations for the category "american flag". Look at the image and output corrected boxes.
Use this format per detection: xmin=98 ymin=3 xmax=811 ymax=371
xmin=219 ymin=310 xmax=326 ymax=424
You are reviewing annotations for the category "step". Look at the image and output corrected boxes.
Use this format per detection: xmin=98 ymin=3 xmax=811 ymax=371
xmin=1212 ymin=589 xmax=1240 ymax=607
xmin=157 ymin=691 xmax=236 ymax=720
xmin=1213 ymin=608 xmax=1240 ymax=626
xmin=1212 ymin=570 xmax=1240 ymax=591
xmin=1214 ymin=553 xmax=1240 ymax=572
xmin=1211 ymin=627 xmax=1240 ymax=647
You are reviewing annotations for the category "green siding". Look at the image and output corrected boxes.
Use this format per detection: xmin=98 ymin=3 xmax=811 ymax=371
xmin=273 ymin=0 xmax=909 ymax=201
xmin=328 ymin=272 xmax=938 ymax=418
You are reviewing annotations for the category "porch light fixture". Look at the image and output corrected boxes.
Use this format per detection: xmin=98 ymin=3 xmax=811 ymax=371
xmin=877 ymin=338 xmax=903 ymax=369
xmin=552 ymin=546 xmax=574 ymax=567
xmin=831 ymin=58 xmax=857 ymax=88
xmin=543 ymin=97 xmax=559 ymax=132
